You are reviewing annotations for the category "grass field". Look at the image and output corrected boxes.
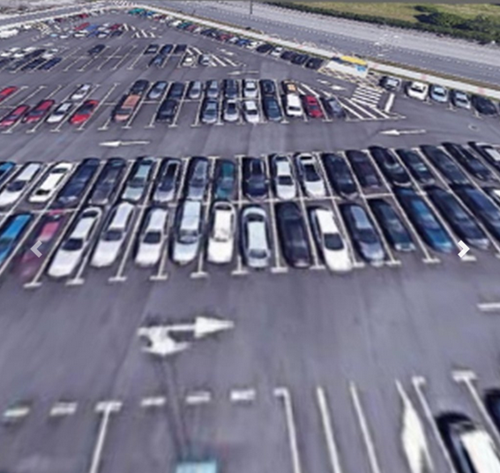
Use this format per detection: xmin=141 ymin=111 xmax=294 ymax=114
xmin=288 ymin=3 xmax=500 ymax=23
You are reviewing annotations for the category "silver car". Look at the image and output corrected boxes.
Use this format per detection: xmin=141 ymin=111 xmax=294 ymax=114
xmin=223 ymin=99 xmax=239 ymax=122
xmin=243 ymin=79 xmax=258 ymax=99
xmin=205 ymin=80 xmax=219 ymax=99
xmin=121 ymin=157 xmax=156 ymax=202
xmin=184 ymin=157 xmax=209 ymax=200
xmin=188 ymin=81 xmax=203 ymax=100
xmin=271 ymin=154 xmax=296 ymax=200
xmin=241 ymin=205 xmax=271 ymax=269
xmin=295 ymin=153 xmax=326 ymax=198
xmin=172 ymin=200 xmax=202 ymax=265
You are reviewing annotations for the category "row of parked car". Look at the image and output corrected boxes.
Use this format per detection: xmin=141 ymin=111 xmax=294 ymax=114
xmin=0 ymin=46 xmax=62 ymax=72
xmin=127 ymin=7 xmax=325 ymax=71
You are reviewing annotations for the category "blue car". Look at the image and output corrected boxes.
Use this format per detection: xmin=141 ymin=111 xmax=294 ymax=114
xmin=0 ymin=161 xmax=15 ymax=187
xmin=0 ymin=213 xmax=33 ymax=265
xmin=395 ymin=187 xmax=454 ymax=253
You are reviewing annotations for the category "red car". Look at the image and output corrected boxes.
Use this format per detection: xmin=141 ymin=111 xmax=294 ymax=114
xmin=69 ymin=99 xmax=98 ymax=125
xmin=303 ymin=95 xmax=324 ymax=119
xmin=74 ymin=22 xmax=90 ymax=32
xmin=0 ymin=104 xmax=29 ymax=128
xmin=109 ymin=23 xmax=122 ymax=31
xmin=0 ymin=86 xmax=17 ymax=103
xmin=22 ymin=99 xmax=55 ymax=124
xmin=17 ymin=211 xmax=65 ymax=281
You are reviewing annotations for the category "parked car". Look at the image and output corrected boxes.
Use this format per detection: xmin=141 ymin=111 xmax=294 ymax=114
xmin=303 ymin=95 xmax=324 ymax=119
xmin=450 ymin=90 xmax=471 ymax=109
xmin=262 ymin=96 xmax=283 ymax=122
xmin=70 ymin=83 xmax=92 ymax=101
xmin=167 ymin=82 xmax=185 ymax=100
xmin=396 ymin=149 xmax=435 ymax=185
xmin=147 ymin=81 xmax=168 ymax=100
xmin=87 ymin=44 xmax=105 ymax=55
xmin=0 ymin=162 xmax=42 ymax=208
xmin=213 ymin=159 xmax=236 ymax=200
xmin=87 ymin=157 xmax=126 ymax=206
xmin=155 ymin=99 xmax=178 ymax=124
xmin=471 ymin=95 xmax=498 ymax=115
xmin=285 ymin=93 xmax=303 ymax=117
xmin=47 ymin=206 xmax=102 ymax=278
xmin=184 ymin=157 xmax=209 ymax=200
xmin=406 ymin=81 xmax=428 ymax=101
xmin=271 ymin=154 xmax=296 ymax=200
xmin=0 ymin=161 xmax=15 ymax=187
xmin=322 ymin=96 xmax=346 ymax=119
xmin=122 ymin=157 xmax=155 ymax=202
xmin=153 ymin=158 xmax=181 ymax=204
xmin=295 ymin=153 xmax=326 ymax=198
xmin=91 ymin=202 xmax=135 ymax=267
xmin=429 ymin=84 xmax=449 ymax=103
xmin=207 ymin=201 xmax=236 ymax=264
xmin=309 ymin=206 xmax=352 ymax=272
xmin=469 ymin=142 xmax=500 ymax=171
xmin=346 ymin=150 xmax=381 ymax=189
xmin=29 ymin=162 xmax=73 ymax=204
xmin=442 ymin=142 xmax=493 ymax=181
xmin=240 ymin=205 xmax=271 ymax=269
xmin=242 ymin=100 xmax=260 ymax=123
xmin=242 ymin=157 xmax=268 ymax=200
xmin=321 ymin=153 xmax=357 ymax=199
xmin=427 ymin=185 xmax=489 ymax=250
xmin=260 ymin=79 xmax=276 ymax=97
xmin=171 ymin=200 xmax=203 ymax=265
xmin=243 ymin=79 xmax=258 ymax=99
xmin=369 ymin=199 xmax=415 ymax=252
xmin=222 ymin=99 xmax=239 ymax=122
xmin=46 ymin=101 xmax=73 ymax=124
xmin=187 ymin=80 xmax=203 ymax=100
xmin=205 ymin=80 xmax=220 ymax=99
xmin=0 ymin=104 xmax=29 ymax=128
xmin=420 ymin=145 xmax=470 ymax=185
xmin=223 ymin=79 xmax=238 ymax=99
xmin=394 ymin=187 xmax=454 ymax=253
xmin=144 ymin=44 xmax=159 ymax=54
xmin=276 ymin=202 xmax=311 ymax=268
xmin=200 ymin=98 xmax=219 ymax=125
xmin=69 ymin=100 xmax=98 ymax=125
xmin=22 ymin=99 xmax=54 ymax=124
xmin=380 ymin=76 xmax=401 ymax=92
xmin=340 ymin=203 xmax=385 ymax=265
xmin=135 ymin=207 xmax=168 ymax=267
xmin=198 ymin=54 xmax=210 ymax=66
xmin=369 ymin=146 xmax=411 ymax=187
xmin=149 ymin=54 xmax=165 ymax=67
xmin=0 ymin=213 xmax=33 ymax=266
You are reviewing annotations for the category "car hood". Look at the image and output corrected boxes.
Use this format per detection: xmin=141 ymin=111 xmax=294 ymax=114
xmin=48 ymin=249 xmax=81 ymax=277
xmin=92 ymin=240 xmax=122 ymax=267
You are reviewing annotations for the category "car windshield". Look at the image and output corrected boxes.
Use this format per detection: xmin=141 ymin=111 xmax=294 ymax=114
xmin=0 ymin=237 xmax=11 ymax=253
xmin=63 ymin=237 xmax=83 ymax=251
xmin=324 ymin=233 xmax=343 ymax=250
xmin=104 ymin=229 xmax=122 ymax=241
xmin=304 ymin=165 xmax=320 ymax=181
xmin=144 ymin=231 xmax=161 ymax=244
xmin=7 ymin=180 xmax=25 ymax=192
xmin=129 ymin=177 xmax=145 ymax=188
xmin=179 ymin=228 xmax=198 ymax=244
xmin=278 ymin=175 xmax=293 ymax=185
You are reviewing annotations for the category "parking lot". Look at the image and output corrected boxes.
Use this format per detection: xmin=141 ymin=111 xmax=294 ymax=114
xmin=1 ymin=3 xmax=500 ymax=473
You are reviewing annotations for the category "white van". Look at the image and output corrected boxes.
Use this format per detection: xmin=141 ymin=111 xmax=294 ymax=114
xmin=285 ymin=93 xmax=303 ymax=117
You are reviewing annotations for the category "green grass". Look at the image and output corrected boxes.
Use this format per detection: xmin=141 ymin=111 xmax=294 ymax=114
xmin=288 ymin=2 xmax=500 ymax=23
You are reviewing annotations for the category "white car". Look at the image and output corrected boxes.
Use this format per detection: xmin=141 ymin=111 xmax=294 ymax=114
xmin=46 ymin=101 xmax=73 ymax=124
xmin=0 ymin=162 xmax=42 ymax=208
xmin=241 ymin=205 xmax=271 ymax=269
xmin=207 ymin=202 xmax=235 ymax=264
xmin=285 ymin=93 xmax=303 ymax=117
xmin=243 ymin=79 xmax=258 ymax=98
xmin=272 ymin=155 xmax=296 ymax=200
xmin=182 ymin=54 xmax=195 ymax=67
xmin=70 ymin=83 xmax=92 ymax=101
xmin=242 ymin=100 xmax=260 ymax=124
xmin=135 ymin=207 xmax=168 ymax=267
xmin=28 ymin=162 xmax=73 ymax=204
xmin=91 ymin=202 xmax=135 ymax=268
xmin=406 ymin=81 xmax=428 ymax=101
xmin=270 ymin=46 xmax=283 ymax=58
xmin=310 ymin=207 xmax=352 ymax=273
xmin=295 ymin=153 xmax=326 ymax=198
xmin=48 ymin=207 xmax=102 ymax=278
xmin=0 ymin=47 xmax=18 ymax=58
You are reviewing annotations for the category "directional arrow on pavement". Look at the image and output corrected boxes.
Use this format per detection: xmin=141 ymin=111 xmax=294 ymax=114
xmin=30 ymin=240 xmax=42 ymax=258
xmin=380 ymin=129 xmax=426 ymax=136
xmin=99 ymin=140 xmax=150 ymax=148
xmin=168 ymin=316 xmax=235 ymax=339
xmin=458 ymin=240 xmax=470 ymax=258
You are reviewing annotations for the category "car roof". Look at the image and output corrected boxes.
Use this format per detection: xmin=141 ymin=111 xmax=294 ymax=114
xmin=181 ymin=200 xmax=202 ymax=228
xmin=147 ymin=207 xmax=167 ymax=229
xmin=109 ymin=202 xmax=134 ymax=227
xmin=17 ymin=163 xmax=41 ymax=179
xmin=315 ymin=208 xmax=338 ymax=233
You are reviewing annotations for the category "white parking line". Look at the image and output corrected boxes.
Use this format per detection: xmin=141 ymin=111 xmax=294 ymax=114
xmin=97 ymin=45 xmax=122 ymax=71
xmin=349 ymin=382 xmax=382 ymax=473
xmin=50 ymin=401 xmax=78 ymax=417
xmin=116 ymin=45 xmax=139 ymax=71
xmin=185 ymin=391 xmax=212 ymax=405
xmin=140 ymin=396 xmax=166 ymax=408
xmin=316 ymin=387 xmax=344 ymax=473
xmin=230 ymin=388 xmax=256 ymax=404
xmin=77 ymin=46 xmax=109 ymax=72
xmin=232 ymin=155 xmax=247 ymax=276
xmin=78 ymin=83 xmax=119 ymax=132
xmin=274 ymin=387 xmax=303 ymax=473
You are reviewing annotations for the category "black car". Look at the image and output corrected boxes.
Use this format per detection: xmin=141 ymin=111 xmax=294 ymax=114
xmin=130 ymin=79 xmax=150 ymax=95
xmin=39 ymin=57 xmax=62 ymax=70
xmin=345 ymin=150 xmax=381 ymax=189
xmin=155 ymin=99 xmax=178 ymax=123
xmin=213 ymin=159 xmax=236 ymax=200
xmin=369 ymin=146 xmax=411 ymax=187
xmin=469 ymin=141 xmax=500 ymax=171
xmin=305 ymin=57 xmax=323 ymax=70
xmin=144 ymin=44 xmax=159 ymax=54
xmin=262 ymin=96 xmax=283 ymax=122
xmin=21 ymin=58 xmax=45 ymax=71
xmin=396 ymin=149 xmax=435 ymax=185
xmin=54 ymin=158 xmax=101 ymax=208
xmin=442 ymin=142 xmax=493 ymax=182
xmin=420 ymin=145 xmax=470 ymax=185
xmin=452 ymin=184 xmax=500 ymax=242
xmin=148 ymin=54 xmax=165 ymax=68
xmin=110 ymin=30 xmax=123 ymax=38
xmin=369 ymin=199 xmax=415 ymax=252
xmin=394 ymin=187 xmax=454 ymax=253
xmin=485 ymin=390 xmax=500 ymax=435
xmin=291 ymin=53 xmax=309 ymax=66
xmin=173 ymin=44 xmax=187 ymax=54
xmin=427 ymin=185 xmax=489 ymax=250
xmin=87 ymin=44 xmax=105 ymax=55
xmin=159 ymin=44 xmax=174 ymax=56
xmin=223 ymin=79 xmax=238 ymax=99
xmin=280 ymin=50 xmax=295 ymax=61
xmin=471 ymin=94 xmax=498 ymax=115
xmin=436 ymin=413 xmax=488 ymax=473
xmin=322 ymin=97 xmax=346 ymax=119
xmin=260 ymin=79 xmax=276 ymax=97
xmin=340 ymin=203 xmax=385 ymax=265
xmin=242 ymin=157 xmax=268 ymax=200
xmin=256 ymin=43 xmax=274 ymax=54
xmin=184 ymin=157 xmax=209 ymax=200
xmin=321 ymin=153 xmax=357 ymax=199
xmin=167 ymin=82 xmax=185 ymax=100
xmin=87 ymin=157 xmax=126 ymax=206
xmin=276 ymin=202 xmax=312 ymax=268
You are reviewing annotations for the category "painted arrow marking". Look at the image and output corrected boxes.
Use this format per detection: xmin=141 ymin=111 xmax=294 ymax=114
xmin=458 ymin=240 xmax=470 ymax=258
xmin=380 ymin=129 xmax=426 ymax=136
xmin=31 ymin=240 xmax=42 ymax=258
